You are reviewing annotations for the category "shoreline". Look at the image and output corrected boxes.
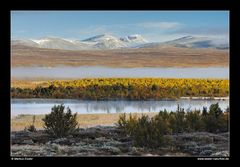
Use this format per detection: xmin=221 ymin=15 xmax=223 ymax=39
xmin=11 ymin=96 xmax=230 ymax=101
xmin=180 ymin=96 xmax=229 ymax=100
xmin=11 ymin=112 xmax=158 ymax=131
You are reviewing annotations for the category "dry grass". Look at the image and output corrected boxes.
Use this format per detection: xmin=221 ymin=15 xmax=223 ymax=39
xmin=11 ymin=80 xmax=50 ymax=89
xmin=11 ymin=113 xmax=158 ymax=131
xmin=11 ymin=45 xmax=229 ymax=68
xmin=11 ymin=115 xmax=45 ymax=131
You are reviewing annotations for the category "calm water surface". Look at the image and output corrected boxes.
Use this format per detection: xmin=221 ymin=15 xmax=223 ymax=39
xmin=11 ymin=99 xmax=229 ymax=116
xmin=11 ymin=66 xmax=229 ymax=79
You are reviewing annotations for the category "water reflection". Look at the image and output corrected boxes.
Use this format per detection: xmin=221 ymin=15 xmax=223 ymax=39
xmin=11 ymin=99 xmax=229 ymax=116
xmin=11 ymin=66 xmax=229 ymax=79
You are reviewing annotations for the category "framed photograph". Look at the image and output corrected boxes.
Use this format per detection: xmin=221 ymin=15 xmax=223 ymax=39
xmin=2 ymin=0 xmax=237 ymax=161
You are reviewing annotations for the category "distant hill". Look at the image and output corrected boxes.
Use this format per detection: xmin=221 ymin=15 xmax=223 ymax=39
xmin=137 ymin=36 xmax=229 ymax=50
xmin=11 ymin=34 xmax=148 ymax=51
xmin=11 ymin=35 xmax=228 ymax=51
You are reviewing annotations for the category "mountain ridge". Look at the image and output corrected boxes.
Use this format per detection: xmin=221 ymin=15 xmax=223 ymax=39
xmin=11 ymin=34 xmax=229 ymax=51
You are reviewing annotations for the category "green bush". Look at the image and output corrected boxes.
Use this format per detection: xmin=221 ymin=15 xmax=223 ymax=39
xmin=132 ymin=115 xmax=152 ymax=147
xmin=209 ymin=103 xmax=223 ymax=118
xmin=118 ymin=113 xmax=138 ymax=136
xmin=118 ymin=103 xmax=229 ymax=148
xmin=168 ymin=106 xmax=186 ymax=133
xmin=185 ymin=110 xmax=204 ymax=132
xmin=203 ymin=103 xmax=228 ymax=132
xmin=118 ymin=113 xmax=172 ymax=148
xmin=42 ymin=104 xmax=79 ymax=137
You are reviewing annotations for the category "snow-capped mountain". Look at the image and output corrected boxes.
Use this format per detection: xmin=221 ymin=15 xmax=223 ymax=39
xmin=12 ymin=37 xmax=94 ymax=50
xmin=11 ymin=34 xmax=138 ymax=50
xmin=82 ymin=34 xmax=127 ymax=49
xmin=11 ymin=39 xmax=39 ymax=48
xmin=138 ymin=36 xmax=228 ymax=49
xmin=164 ymin=36 xmax=229 ymax=49
xmin=120 ymin=34 xmax=148 ymax=47
xmin=11 ymin=35 xmax=228 ymax=50
xmin=32 ymin=37 xmax=86 ymax=50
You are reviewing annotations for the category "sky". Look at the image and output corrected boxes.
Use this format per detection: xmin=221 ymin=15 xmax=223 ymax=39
xmin=11 ymin=11 xmax=229 ymax=42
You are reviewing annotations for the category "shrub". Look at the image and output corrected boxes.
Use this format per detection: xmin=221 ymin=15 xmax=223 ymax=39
xmin=25 ymin=115 xmax=37 ymax=132
xmin=203 ymin=114 xmax=218 ymax=133
xmin=185 ymin=110 xmax=204 ymax=132
xmin=132 ymin=115 xmax=153 ymax=147
xmin=202 ymin=107 xmax=208 ymax=117
xmin=25 ymin=125 xmax=37 ymax=132
xmin=118 ymin=113 xmax=138 ymax=135
xmin=209 ymin=103 xmax=223 ymax=118
xmin=42 ymin=104 xmax=79 ymax=137
xmin=203 ymin=103 xmax=228 ymax=133
xmin=118 ymin=113 xmax=172 ymax=148
xmin=118 ymin=113 xmax=128 ymax=129
xmin=169 ymin=106 xmax=186 ymax=133
xmin=118 ymin=103 xmax=229 ymax=148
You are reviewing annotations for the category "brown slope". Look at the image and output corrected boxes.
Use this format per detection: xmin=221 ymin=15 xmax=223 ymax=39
xmin=11 ymin=45 xmax=229 ymax=68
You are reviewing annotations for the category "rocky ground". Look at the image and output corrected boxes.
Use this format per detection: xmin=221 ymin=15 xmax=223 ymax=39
xmin=11 ymin=126 xmax=229 ymax=157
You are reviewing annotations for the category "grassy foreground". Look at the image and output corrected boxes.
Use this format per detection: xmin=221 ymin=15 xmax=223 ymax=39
xmin=11 ymin=112 xmax=158 ymax=131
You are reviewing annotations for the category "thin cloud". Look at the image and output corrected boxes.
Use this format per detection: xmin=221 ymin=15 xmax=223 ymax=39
xmin=171 ymin=26 xmax=229 ymax=36
xmin=137 ymin=22 xmax=183 ymax=29
xmin=68 ymin=25 xmax=112 ymax=39
xmin=69 ymin=22 xmax=184 ymax=39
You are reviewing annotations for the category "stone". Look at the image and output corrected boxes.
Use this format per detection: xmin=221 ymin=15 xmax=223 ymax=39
xmin=22 ymin=139 xmax=34 ymax=145
xmin=100 ymin=145 xmax=121 ymax=155
xmin=50 ymin=143 xmax=61 ymax=153
xmin=200 ymin=150 xmax=213 ymax=156
xmin=129 ymin=147 xmax=142 ymax=155
xmin=119 ymin=137 xmax=131 ymax=142
xmin=211 ymin=151 xmax=229 ymax=157
xmin=95 ymin=137 xmax=107 ymax=141
xmin=53 ymin=138 xmax=68 ymax=144
xmin=198 ymin=144 xmax=217 ymax=152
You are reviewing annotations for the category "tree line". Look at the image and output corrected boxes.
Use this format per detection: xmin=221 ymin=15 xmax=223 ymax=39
xmin=11 ymin=78 xmax=229 ymax=100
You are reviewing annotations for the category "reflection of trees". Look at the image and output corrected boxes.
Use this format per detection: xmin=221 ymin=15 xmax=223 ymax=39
xmin=12 ymin=99 xmax=230 ymax=115
xmin=85 ymin=101 xmax=126 ymax=113
xmin=83 ymin=100 xmax=229 ymax=114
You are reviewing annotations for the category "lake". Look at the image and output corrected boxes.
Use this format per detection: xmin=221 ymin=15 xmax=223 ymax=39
xmin=11 ymin=66 xmax=229 ymax=79
xmin=11 ymin=99 xmax=229 ymax=116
